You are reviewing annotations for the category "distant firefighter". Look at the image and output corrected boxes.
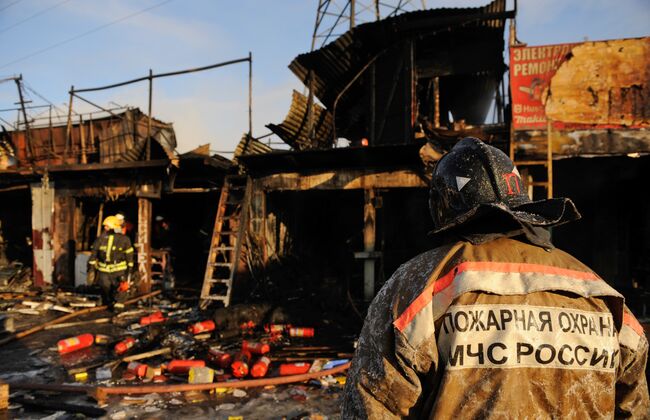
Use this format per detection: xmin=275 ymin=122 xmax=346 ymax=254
xmin=88 ymin=215 xmax=135 ymax=306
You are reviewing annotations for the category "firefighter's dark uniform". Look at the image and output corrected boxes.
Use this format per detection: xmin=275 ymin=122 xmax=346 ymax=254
xmin=88 ymin=231 xmax=134 ymax=304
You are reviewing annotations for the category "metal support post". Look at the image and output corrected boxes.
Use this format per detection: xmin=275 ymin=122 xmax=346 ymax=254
xmin=137 ymin=198 xmax=152 ymax=292
xmin=65 ymin=87 xmax=74 ymax=160
xmin=146 ymin=69 xmax=153 ymax=161
xmin=14 ymin=75 xmax=33 ymax=160
xmin=248 ymin=52 xmax=253 ymax=138
xmin=363 ymin=188 xmax=376 ymax=301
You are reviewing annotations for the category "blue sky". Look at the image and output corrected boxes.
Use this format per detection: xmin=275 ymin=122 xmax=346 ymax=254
xmin=0 ymin=0 xmax=648 ymax=154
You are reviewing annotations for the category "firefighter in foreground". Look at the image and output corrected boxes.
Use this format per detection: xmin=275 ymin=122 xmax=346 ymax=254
xmin=342 ymin=137 xmax=649 ymax=418
xmin=88 ymin=215 xmax=135 ymax=306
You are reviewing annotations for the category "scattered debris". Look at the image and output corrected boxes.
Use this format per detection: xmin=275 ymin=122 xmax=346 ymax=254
xmin=1 ymin=289 xmax=353 ymax=417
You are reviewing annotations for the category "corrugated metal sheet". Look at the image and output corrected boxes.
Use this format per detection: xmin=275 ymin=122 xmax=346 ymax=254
xmin=266 ymin=90 xmax=334 ymax=150
xmin=10 ymin=108 xmax=177 ymax=167
xmin=289 ymin=0 xmax=507 ymax=109
xmin=0 ymin=127 xmax=17 ymax=170
xmin=234 ymin=133 xmax=272 ymax=162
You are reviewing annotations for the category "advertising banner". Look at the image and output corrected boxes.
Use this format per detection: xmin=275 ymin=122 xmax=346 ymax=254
xmin=509 ymin=43 xmax=579 ymax=130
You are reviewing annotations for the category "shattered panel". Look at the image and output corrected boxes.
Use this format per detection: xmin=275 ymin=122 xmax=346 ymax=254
xmin=509 ymin=42 xmax=579 ymax=130
xmin=30 ymin=181 xmax=54 ymax=287
xmin=234 ymin=133 xmax=273 ymax=160
xmin=288 ymin=0 xmax=507 ymax=143
xmin=9 ymin=108 xmax=177 ymax=168
xmin=513 ymin=128 xmax=650 ymax=159
xmin=266 ymin=91 xmax=334 ymax=150
xmin=545 ymin=37 xmax=650 ymax=127
xmin=289 ymin=0 xmax=506 ymax=108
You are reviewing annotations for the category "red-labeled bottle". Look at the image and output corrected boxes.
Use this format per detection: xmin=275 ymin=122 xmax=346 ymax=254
xmin=189 ymin=320 xmax=216 ymax=335
xmin=231 ymin=351 xmax=251 ymax=378
xmin=166 ymin=359 xmax=206 ymax=375
xmin=240 ymin=320 xmax=255 ymax=330
xmin=140 ymin=311 xmax=166 ymax=326
xmin=279 ymin=362 xmax=311 ymax=376
xmin=114 ymin=337 xmax=137 ymax=355
xmin=251 ymin=356 xmax=271 ymax=378
xmin=242 ymin=340 xmax=270 ymax=355
xmin=289 ymin=327 xmax=314 ymax=338
xmin=57 ymin=333 xmax=94 ymax=354
xmin=207 ymin=349 xmax=232 ymax=369
xmin=94 ymin=334 xmax=110 ymax=345
xmin=264 ymin=324 xmax=291 ymax=334
xmin=122 ymin=372 xmax=136 ymax=381
xmin=126 ymin=362 xmax=148 ymax=377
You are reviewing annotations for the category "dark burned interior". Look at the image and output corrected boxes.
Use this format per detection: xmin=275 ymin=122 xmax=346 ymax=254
xmin=270 ymin=0 xmax=510 ymax=150
xmin=0 ymin=0 xmax=648 ymax=321
xmin=553 ymin=156 xmax=650 ymax=316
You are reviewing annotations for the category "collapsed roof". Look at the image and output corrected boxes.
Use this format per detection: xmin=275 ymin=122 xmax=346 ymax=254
xmin=268 ymin=0 xmax=511 ymax=149
xmin=4 ymin=108 xmax=177 ymax=169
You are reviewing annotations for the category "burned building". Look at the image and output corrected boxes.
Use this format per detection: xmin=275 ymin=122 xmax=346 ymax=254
xmin=228 ymin=5 xmax=650 ymax=317
xmin=1 ymin=1 xmax=648 ymax=319
xmin=222 ymin=0 xmax=514 ymax=309
xmin=0 ymin=107 xmax=230 ymax=292
xmin=509 ymin=37 xmax=650 ymax=314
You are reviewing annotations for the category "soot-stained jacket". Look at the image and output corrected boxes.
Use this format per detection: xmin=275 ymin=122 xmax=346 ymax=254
xmin=342 ymin=237 xmax=649 ymax=419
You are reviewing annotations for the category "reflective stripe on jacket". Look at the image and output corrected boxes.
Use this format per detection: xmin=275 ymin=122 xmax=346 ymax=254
xmin=342 ymin=237 xmax=649 ymax=419
xmin=88 ymin=232 xmax=134 ymax=275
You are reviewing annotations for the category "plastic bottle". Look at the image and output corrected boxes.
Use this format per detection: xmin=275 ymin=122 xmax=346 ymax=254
xmin=242 ymin=340 xmax=270 ymax=355
xmin=166 ymin=359 xmax=206 ymax=375
xmin=94 ymin=334 xmax=110 ymax=345
xmin=114 ymin=337 xmax=137 ymax=355
xmin=251 ymin=356 xmax=271 ymax=378
xmin=323 ymin=359 xmax=350 ymax=370
xmin=207 ymin=348 xmax=232 ymax=369
xmin=140 ymin=311 xmax=166 ymax=326
xmin=279 ymin=362 xmax=311 ymax=376
xmin=289 ymin=327 xmax=315 ymax=338
xmin=189 ymin=320 xmax=216 ymax=335
xmin=126 ymin=362 xmax=148 ymax=377
xmin=57 ymin=333 xmax=95 ymax=354
xmin=145 ymin=366 xmax=162 ymax=379
xmin=122 ymin=372 xmax=136 ymax=381
xmin=231 ymin=350 xmax=251 ymax=378
xmin=264 ymin=324 xmax=291 ymax=334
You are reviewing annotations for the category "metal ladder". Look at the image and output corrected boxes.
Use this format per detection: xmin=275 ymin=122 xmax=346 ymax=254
xmin=200 ymin=175 xmax=251 ymax=309
xmin=509 ymin=122 xmax=553 ymax=199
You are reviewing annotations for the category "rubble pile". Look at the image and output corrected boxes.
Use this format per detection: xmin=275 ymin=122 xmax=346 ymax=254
xmin=0 ymin=292 xmax=354 ymax=418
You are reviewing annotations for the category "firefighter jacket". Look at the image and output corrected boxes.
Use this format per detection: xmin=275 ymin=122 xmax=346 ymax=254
xmin=342 ymin=237 xmax=649 ymax=419
xmin=88 ymin=231 xmax=135 ymax=275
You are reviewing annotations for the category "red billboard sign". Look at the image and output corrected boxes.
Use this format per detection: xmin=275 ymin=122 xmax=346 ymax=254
xmin=509 ymin=43 xmax=580 ymax=130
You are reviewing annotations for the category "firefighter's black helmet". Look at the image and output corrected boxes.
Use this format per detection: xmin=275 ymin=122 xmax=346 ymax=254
xmin=429 ymin=137 xmax=580 ymax=234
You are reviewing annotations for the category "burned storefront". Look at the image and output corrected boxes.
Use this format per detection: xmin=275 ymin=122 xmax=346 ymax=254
xmin=0 ymin=1 xmax=648 ymax=415
xmin=229 ymin=0 xmax=513 ymax=308
xmin=0 ymin=107 xmax=230 ymax=292
xmin=509 ymin=37 xmax=650 ymax=315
